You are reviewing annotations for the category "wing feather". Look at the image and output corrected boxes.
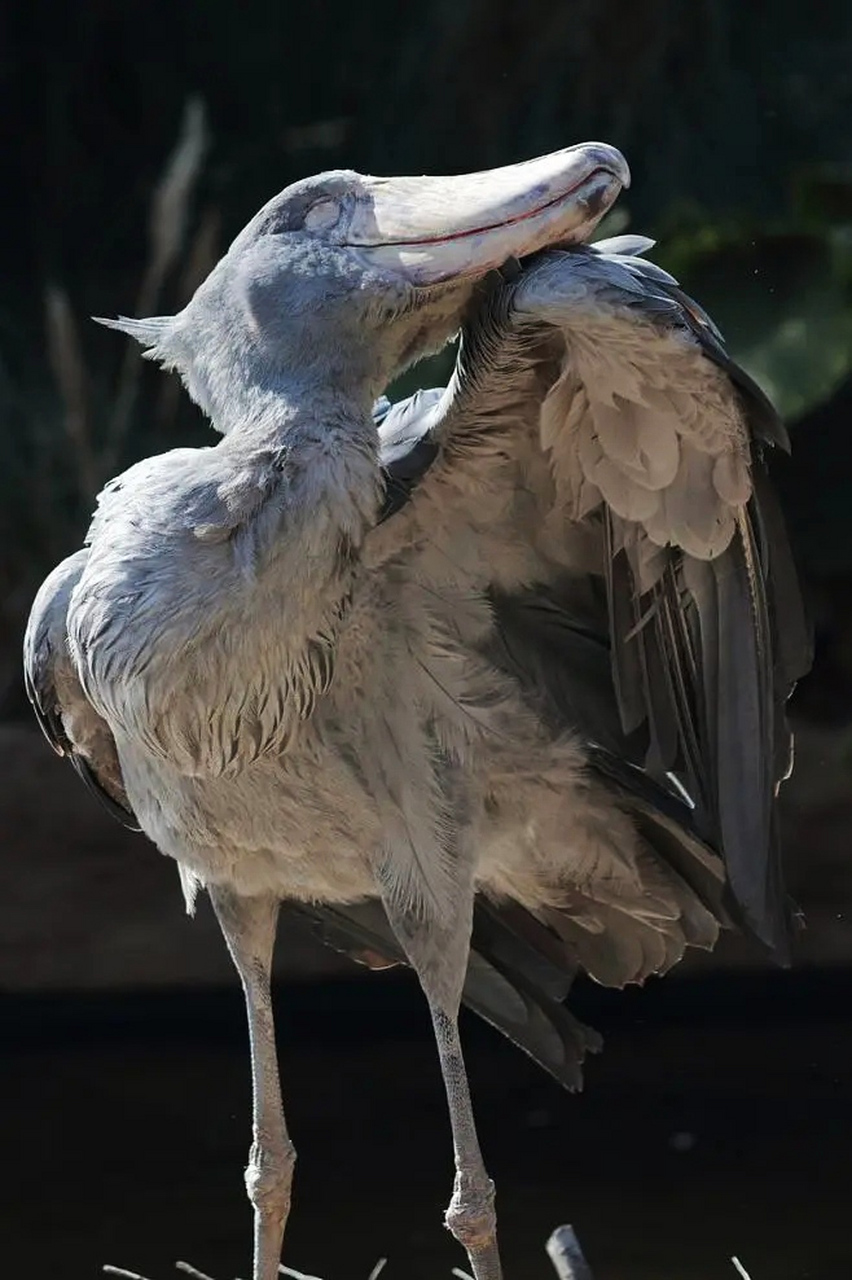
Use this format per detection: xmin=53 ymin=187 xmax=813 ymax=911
xmin=23 ymin=549 xmax=139 ymax=830
xmin=365 ymin=242 xmax=808 ymax=960
xmin=509 ymin=245 xmax=809 ymax=952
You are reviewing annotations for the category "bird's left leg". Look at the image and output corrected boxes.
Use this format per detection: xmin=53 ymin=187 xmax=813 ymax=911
xmin=382 ymin=881 xmax=502 ymax=1280
xmin=208 ymin=885 xmax=295 ymax=1280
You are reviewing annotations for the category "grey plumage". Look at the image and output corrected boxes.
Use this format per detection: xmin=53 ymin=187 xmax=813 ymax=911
xmin=505 ymin=240 xmax=809 ymax=951
xmin=24 ymin=549 xmax=140 ymax=830
xmin=23 ymin=145 xmax=808 ymax=1280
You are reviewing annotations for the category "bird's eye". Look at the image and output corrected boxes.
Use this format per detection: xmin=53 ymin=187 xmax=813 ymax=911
xmin=304 ymin=199 xmax=341 ymax=232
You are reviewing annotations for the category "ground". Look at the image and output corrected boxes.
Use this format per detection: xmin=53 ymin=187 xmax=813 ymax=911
xmin=3 ymin=971 xmax=850 ymax=1280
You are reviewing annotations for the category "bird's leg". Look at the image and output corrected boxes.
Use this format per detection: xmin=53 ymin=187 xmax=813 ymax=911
xmin=382 ymin=887 xmax=502 ymax=1280
xmin=431 ymin=1002 xmax=501 ymax=1280
xmin=208 ymin=886 xmax=295 ymax=1280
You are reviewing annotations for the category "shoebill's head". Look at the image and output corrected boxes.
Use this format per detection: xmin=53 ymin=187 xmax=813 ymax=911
xmin=99 ymin=142 xmax=629 ymax=431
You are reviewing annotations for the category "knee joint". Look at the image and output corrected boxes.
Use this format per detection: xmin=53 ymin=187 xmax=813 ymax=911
xmin=445 ymin=1173 xmax=497 ymax=1250
xmin=245 ymin=1138 xmax=296 ymax=1211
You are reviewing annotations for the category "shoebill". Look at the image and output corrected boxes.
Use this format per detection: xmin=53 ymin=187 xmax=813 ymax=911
xmin=23 ymin=142 xmax=810 ymax=1280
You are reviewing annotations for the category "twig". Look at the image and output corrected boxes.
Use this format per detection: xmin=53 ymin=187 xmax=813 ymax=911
xmin=176 ymin=1263 xmax=219 ymax=1280
xmin=278 ymin=1267 xmax=325 ymax=1280
xmin=105 ymin=95 xmax=208 ymax=471
xmin=45 ymin=282 xmax=97 ymax=498
xmin=366 ymin=1261 xmax=387 ymax=1280
xmin=546 ymin=1225 xmax=595 ymax=1280
xmin=178 ymin=205 xmax=222 ymax=303
xmin=145 ymin=97 xmax=209 ymax=297
xmin=731 ymin=1259 xmax=752 ymax=1280
xmin=153 ymin=203 xmax=223 ymax=430
xmin=104 ymin=1262 xmax=222 ymax=1280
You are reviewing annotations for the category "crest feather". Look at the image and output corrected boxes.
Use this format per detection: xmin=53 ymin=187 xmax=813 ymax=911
xmin=92 ymin=314 xmax=176 ymax=360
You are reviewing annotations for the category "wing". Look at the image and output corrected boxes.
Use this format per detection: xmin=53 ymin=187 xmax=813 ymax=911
xmin=374 ymin=388 xmax=443 ymax=521
xmin=506 ymin=240 xmax=812 ymax=954
xmin=23 ymin=548 xmax=140 ymax=830
xmin=367 ymin=264 xmax=561 ymax=564
xmin=301 ymin=246 xmax=809 ymax=1076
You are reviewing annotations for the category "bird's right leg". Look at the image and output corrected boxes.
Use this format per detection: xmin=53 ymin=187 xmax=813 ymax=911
xmin=382 ymin=882 xmax=502 ymax=1280
xmin=208 ymin=885 xmax=295 ymax=1280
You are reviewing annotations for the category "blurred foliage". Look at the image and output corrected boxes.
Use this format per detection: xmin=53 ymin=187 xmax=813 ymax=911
xmin=0 ymin=100 xmax=216 ymax=606
xmin=655 ymin=165 xmax=852 ymax=419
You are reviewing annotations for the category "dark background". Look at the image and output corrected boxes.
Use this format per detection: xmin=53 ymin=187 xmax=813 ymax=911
xmin=2 ymin=2 xmax=852 ymax=1277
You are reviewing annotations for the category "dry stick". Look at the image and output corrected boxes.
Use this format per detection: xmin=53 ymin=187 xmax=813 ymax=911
xmin=178 ymin=205 xmax=223 ymax=303
xmin=104 ymin=1263 xmax=221 ymax=1280
xmin=102 ymin=1257 xmax=381 ymax=1280
xmin=175 ymin=1263 xmax=219 ymax=1280
xmin=104 ymin=95 xmax=208 ymax=474
xmin=45 ymin=282 xmax=98 ymax=499
xmin=154 ymin=205 xmax=223 ymax=430
xmin=277 ymin=1263 xmax=386 ymax=1280
xmin=546 ymin=1225 xmax=595 ymax=1280
xmin=104 ymin=1229 xmax=588 ymax=1280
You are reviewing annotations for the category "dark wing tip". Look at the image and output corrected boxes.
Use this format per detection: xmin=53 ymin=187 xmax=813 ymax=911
xmin=376 ymin=388 xmax=444 ymax=523
xmin=655 ymin=280 xmax=791 ymax=453
xmin=69 ymin=754 xmax=142 ymax=831
xmin=23 ymin=662 xmax=67 ymax=757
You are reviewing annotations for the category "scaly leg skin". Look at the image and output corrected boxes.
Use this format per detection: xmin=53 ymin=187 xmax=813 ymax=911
xmin=383 ymin=885 xmax=503 ymax=1280
xmin=208 ymin=886 xmax=295 ymax=1280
